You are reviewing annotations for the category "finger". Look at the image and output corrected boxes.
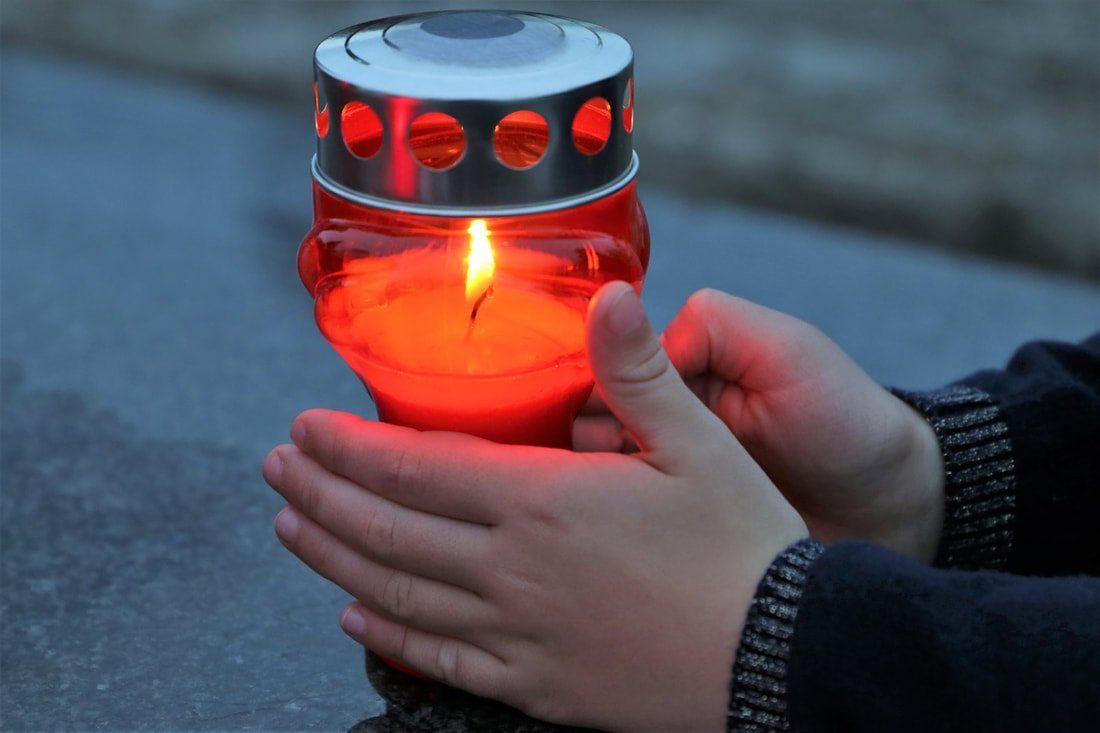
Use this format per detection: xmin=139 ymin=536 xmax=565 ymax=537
xmin=571 ymin=415 xmax=636 ymax=454
xmin=585 ymin=281 xmax=729 ymax=472
xmin=264 ymin=445 xmax=490 ymax=589
xmin=340 ymin=601 xmax=511 ymax=702
xmin=275 ymin=506 xmax=492 ymax=640
xmin=291 ymin=411 xmax=558 ymax=524
xmin=662 ymin=288 xmax=825 ymax=392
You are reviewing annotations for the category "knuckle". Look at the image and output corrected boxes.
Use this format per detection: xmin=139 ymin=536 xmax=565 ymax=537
xmin=326 ymin=428 xmax=351 ymax=476
xmin=296 ymin=470 xmax=325 ymax=521
xmin=387 ymin=446 xmax=424 ymax=496
xmin=380 ymin=568 xmax=416 ymax=620
xmin=362 ymin=505 xmax=399 ymax=562
xmin=506 ymin=460 xmax=590 ymax=533
xmin=517 ymin=482 xmax=570 ymax=531
xmin=393 ymin=624 xmax=412 ymax=661
xmin=685 ymin=287 xmax=724 ymax=317
xmin=431 ymin=639 xmax=463 ymax=686
xmin=617 ymin=338 xmax=673 ymax=389
xmin=308 ymin=534 xmax=339 ymax=581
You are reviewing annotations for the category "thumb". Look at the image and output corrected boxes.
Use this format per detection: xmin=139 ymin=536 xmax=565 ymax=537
xmin=585 ymin=281 xmax=726 ymax=471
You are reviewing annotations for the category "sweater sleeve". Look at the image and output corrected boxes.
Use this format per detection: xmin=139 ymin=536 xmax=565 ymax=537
xmin=787 ymin=542 xmax=1100 ymax=733
xmin=728 ymin=541 xmax=1100 ymax=733
xmin=894 ymin=333 xmax=1100 ymax=575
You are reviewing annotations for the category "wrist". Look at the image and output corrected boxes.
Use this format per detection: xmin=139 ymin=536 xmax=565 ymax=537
xmin=891 ymin=396 xmax=946 ymax=563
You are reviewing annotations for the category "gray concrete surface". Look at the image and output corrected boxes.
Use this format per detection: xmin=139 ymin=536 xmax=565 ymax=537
xmin=1 ymin=49 xmax=1098 ymax=730
xmin=4 ymin=0 xmax=1098 ymax=277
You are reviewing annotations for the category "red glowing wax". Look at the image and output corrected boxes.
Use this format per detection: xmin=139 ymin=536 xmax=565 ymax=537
xmin=299 ymin=182 xmax=649 ymax=448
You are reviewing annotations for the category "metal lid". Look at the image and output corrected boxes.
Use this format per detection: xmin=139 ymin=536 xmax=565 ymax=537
xmin=312 ymin=10 xmax=636 ymax=216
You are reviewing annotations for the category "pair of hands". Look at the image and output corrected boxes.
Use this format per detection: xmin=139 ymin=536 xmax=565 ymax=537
xmin=263 ymin=283 xmax=943 ymax=732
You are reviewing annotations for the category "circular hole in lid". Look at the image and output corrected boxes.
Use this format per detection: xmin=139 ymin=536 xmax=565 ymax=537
xmin=622 ymin=77 xmax=634 ymax=134
xmin=493 ymin=110 xmax=550 ymax=169
xmin=572 ymin=97 xmax=612 ymax=155
xmin=341 ymin=101 xmax=384 ymax=159
xmin=408 ymin=112 xmax=466 ymax=170
xmin=314 ymin=83 xmax=329 ymax=138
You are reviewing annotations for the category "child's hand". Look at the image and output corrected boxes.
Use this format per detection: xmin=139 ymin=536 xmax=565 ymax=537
xmin=577 ymin=289 xmax=945 ymax=562
xmin=263 ymin=282 xmax=807 ymax=732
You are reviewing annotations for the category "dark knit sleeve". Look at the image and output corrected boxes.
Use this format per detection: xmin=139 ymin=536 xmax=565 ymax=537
xmin=727 ymin=539 xmax=825 ymax=732
xmin=890 ymin=385 xmax=1016 ymax=569
xmin=784 ymin=542 xmax=1100 ymax=733
xmin=895 ymin=333 xmax=1100 ymax=576
xmin=728 ymin=540 xmax=1100 ymax=732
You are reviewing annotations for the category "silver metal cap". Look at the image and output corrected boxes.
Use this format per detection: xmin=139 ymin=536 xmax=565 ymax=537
xmin=312 ymin=10 xmax=636 ymax=216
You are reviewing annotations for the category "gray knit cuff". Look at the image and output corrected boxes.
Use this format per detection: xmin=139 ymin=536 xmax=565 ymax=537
xmin=728 ymin=538 xmax=825 ymax=733
xmin=890 ymin=384 xmax=1017 ymax=570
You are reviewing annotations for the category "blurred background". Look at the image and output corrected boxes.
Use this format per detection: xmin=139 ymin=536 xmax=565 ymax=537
xmin=2 ymin=2 xmax=1098 ymax=730
xmin=5 ymin=0 xmax=1099 ymax=278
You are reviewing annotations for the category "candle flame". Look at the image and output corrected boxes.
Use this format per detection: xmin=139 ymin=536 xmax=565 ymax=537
xmin=465 ymin=219 xmax=495 ymax=303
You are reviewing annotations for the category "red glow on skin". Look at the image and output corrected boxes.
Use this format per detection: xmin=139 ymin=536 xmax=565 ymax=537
xmin=300 ymin=181 xmax=649 ymax=448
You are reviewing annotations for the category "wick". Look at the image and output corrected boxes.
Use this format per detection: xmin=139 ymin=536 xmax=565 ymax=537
xmin=468 ymin=285 xmax=493 ymax=324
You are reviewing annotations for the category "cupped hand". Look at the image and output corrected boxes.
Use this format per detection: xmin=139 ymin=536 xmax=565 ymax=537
xmin=575 ymin=289 xmax=944 ymax=562
xmin=263 ymin=282 xmax=806 ymax=732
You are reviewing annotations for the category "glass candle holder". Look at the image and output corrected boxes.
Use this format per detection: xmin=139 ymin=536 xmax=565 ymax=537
xmin=300 ymin=181 xmax=648 ymax=448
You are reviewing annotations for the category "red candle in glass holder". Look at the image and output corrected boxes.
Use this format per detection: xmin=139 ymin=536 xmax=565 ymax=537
xmin=300 ymin=10 xmax=649 ymax=450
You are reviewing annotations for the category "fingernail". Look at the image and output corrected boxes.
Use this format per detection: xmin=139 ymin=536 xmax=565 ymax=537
xmin=274 ymin=506 xmax=300 ymax=543
xmin=263 ymin=449 xmax=284 ymax=482
xmin=340 ymin=606 xmax=367 ymax=636
xmin=605 ymin=285 xmax=645 ymax=337
xmin=290 ymin=419 xmax=307 ymax=446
